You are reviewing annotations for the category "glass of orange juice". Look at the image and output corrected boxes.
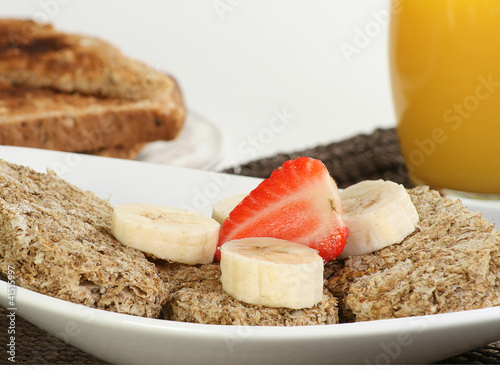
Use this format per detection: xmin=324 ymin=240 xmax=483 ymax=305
xmin=389 ymin=0 xmax=500 ymax=198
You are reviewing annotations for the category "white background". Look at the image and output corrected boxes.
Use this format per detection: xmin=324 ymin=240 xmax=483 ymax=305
xmin=3 ymin=0 xmax=395 ymax=169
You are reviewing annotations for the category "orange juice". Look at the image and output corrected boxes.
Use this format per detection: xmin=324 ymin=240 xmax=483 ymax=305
xmin=390 ymin=0 xmax=500 ymax=196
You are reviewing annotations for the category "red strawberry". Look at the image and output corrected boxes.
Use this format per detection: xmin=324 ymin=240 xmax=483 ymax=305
xmin=216 ymin=156 xmax=348 ymax=262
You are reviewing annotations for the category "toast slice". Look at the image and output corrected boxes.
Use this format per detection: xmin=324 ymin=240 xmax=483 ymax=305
xmin=0 ymin=19 xmax=186 ymax=153
xmin=327 ymin=186 xmax=500 ymax=322
xmin=0 ymin=82 xmax=183 ymax=152
xmin=0 ymin=159 xmax=168 ymax=318
xmin=0 ymin=19 xmax=176 ymax=101
xmin=156 ymin=261 xmax=339 ymax=326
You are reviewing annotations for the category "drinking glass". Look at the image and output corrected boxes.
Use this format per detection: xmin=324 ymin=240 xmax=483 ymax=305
xmin=389 ymin=0 xmax=500 ymax=198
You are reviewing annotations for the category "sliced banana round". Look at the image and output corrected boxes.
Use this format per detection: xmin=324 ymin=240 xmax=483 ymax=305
xmin=339 ymin=180 xmax=419 ymax=258
xmin=220 ymin=237 xmax=324 ymax=309
xmin=211 ymin=193 xmax=247 ymax=225
xmin=111 ymin=203 xmax=220 ymax=265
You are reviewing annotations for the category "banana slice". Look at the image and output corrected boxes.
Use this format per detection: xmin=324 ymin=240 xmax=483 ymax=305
xmin=339 ymin=180 xmax=419 ymax=258
xmin=111 ymin=203 xmax=220 ymax=265
xmin=212 ymin=193 xmax=247 ymax=225
xmin=220 ymin=237 xmax=324 ymax=309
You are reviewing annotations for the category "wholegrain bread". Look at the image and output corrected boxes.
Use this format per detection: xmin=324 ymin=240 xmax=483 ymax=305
xmin=155 ymin=260 xmax=339 ymax=326
xmin=327 ymin=186 xmax=500 ymax=322
xmin=0 ymin=19 xmax=186 ymax=154
xmin=0 ymin=82 xmax=184 ymax=152
xmin=0 ymin=159 xmax=168 ymax=318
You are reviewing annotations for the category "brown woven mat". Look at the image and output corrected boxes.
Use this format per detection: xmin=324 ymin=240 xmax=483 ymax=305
xmin=1 ymin=127 xmax=498 ymax=365
xmin=223 ymin=128 xmax=412 ymax=189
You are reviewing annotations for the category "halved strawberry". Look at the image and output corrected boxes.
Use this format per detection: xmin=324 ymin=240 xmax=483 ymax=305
xmin=216 ymin=156 xmax=348 ymax=262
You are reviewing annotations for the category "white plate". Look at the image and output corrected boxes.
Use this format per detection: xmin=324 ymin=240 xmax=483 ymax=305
xmin=0 ymin=146 xmax=499 ymax=365
xmin=136 ymin=110 xmax=223 ymax=170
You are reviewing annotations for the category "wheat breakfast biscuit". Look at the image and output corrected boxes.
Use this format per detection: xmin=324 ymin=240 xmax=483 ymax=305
xmin=0 ymin=159 xmax=168 ymax=318
xmin=155 ymin=260 xmax=339 ymax=326
xmin=327 ymin=186 xmax=500 ymax=322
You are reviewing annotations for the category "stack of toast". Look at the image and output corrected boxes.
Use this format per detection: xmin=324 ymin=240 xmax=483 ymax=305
xmin=0 ymin=19 xmax=186 ymax=158
xmin=0 ymin=158 xmax=498 ymax=324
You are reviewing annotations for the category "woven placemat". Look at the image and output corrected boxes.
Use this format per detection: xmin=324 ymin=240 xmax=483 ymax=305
xmin=1 ymin=127 xmax=498 ymax=365
xmin=223 ymin=128 xmax=412 ymax=189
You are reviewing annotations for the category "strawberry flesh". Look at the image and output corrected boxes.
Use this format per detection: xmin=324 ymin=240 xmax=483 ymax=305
xmin=216 ymin=156 xmax=348 ymax=262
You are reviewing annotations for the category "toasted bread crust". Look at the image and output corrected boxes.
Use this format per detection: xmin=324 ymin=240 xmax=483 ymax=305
xmin=328 ymin=187 xmax=500 ymax=322
xmin=0 ymin=160 xmax=168 ymax=318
